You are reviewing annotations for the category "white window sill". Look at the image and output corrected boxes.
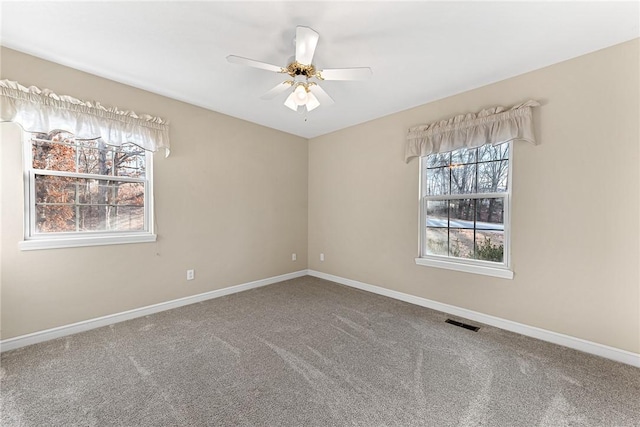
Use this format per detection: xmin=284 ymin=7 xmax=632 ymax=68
xmin=415 ymin=257 xmax=514 ymax=279
xmin=19 ymin=234 xmax=157 ymax=251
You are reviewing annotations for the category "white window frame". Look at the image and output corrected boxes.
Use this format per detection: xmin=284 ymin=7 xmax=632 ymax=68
xmin=415 ymin=142 xmax=513 ymax=279
xmin=19 ymin=133 xmax=157 ymax=251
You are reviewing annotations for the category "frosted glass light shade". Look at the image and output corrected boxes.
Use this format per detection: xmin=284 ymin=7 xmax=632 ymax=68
xmin=284 ymin=92 xmax=298 ymax=111
xmin=293 ymin=85 xmax=308 ymax=106
xmin=305 ymin=92 xmax=320 ymax=111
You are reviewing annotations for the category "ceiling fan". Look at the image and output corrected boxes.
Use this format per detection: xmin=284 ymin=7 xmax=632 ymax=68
xmin=227 ymin=26 xmax=372 ymax=113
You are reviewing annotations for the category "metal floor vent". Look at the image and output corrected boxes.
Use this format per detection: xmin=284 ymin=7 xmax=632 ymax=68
xmin=445 ymin=318 xmax=480 ymax=332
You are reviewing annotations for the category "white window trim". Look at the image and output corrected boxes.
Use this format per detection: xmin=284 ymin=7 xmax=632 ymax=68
xmin=415 ymin=142 xmax=513 ymax=279
xmin=19 ymin=233 xmax=157 ymax=251
xmin=414 ymin=257 xmax=513 ymax=279
xmin=20 ymin=133 xmax=156 ymax=251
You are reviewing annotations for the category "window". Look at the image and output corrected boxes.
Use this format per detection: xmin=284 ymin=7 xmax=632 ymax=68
xmin=416 ymin=142 xmax=513 ymax=279
xmin=20 ymin=130 xmax=156 ymax=250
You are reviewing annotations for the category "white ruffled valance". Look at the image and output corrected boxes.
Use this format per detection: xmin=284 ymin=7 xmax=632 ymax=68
xmin=0 ymin=79 xmax=170 ymax=156
xmin=405 ymin=100 xmax=540 ymax=162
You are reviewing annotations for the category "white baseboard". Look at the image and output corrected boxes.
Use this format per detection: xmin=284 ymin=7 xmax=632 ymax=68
xmin=307 ymin=270 xmax=640 ymax=368
xmin=4 ymin=268 xmax=639 ymax=368
xmin=0 ymin=270 xmax=308 ymax=353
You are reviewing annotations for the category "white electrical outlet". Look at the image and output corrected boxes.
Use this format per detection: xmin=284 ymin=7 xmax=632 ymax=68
xmin=186 ymin=269 xmax=195 ymax=280
xmin=292 ymin=253 xmax=297 ymax=261
xmin=320 ymin=253 xmax=325 ymax=262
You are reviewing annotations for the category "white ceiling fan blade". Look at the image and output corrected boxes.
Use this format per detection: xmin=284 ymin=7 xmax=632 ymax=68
xmin=305 ymin=92 xmax=320 ymax=112
xmin=309 ymin=85 xmax=334 ymax=106
xmin=261 ymin=82 xmax=293 ymax=100
xmin=284 ymin=92 xmax=298 ymax=111
xmin=295 ymin=26 xmax=319 ymax=65
xmin=319 ymin=67 xmax=372 ymax=81
xmin=226 ymin=55 xmax=284 ymax=73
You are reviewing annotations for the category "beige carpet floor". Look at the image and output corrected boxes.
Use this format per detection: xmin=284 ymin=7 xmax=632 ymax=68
xmin=1 ymin=275 xmax=639 ymax=426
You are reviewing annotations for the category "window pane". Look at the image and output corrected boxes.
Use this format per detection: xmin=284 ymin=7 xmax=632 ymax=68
xmin=426 ymin=200 xmax=448 ymax=227
xmin=475 ymin=230 xmax=504 ymax=262
xmin=77 ymin=206 xmax=105 ymax=231
xmin=477 ymin=160 xmax=508 ymax=193
xmin=77 ymin=140 xmax=114 ymax=175
xmin=426 ymin=227 xmax=448 ymax=256
xmin=36 ymin=204 xmax=76 ymax=233
xmin=114 ymin=145 xmax=146 ymax=178
xmin=426 ymin=152 xmax=450 ymax=168
xmin=426 ymin=167 xmax=449 ymax=196
xmin=450 ymin=164 xmax=476 ymax=194
xmin=77 ymin=147 xmax=100 ymax=174
xmin=78 ymin=205 xmax=145 ymax=232
xmin=478 ymin=143 xmax=509 ymax=162
xmin=476 ymin=198 xmax=504 ymax=230
xmin=450 ymin=229 xmax=474 ymax=259
xmin=77 ymin=180 xmax=124 ymax=206
xmin=115 ymin=182 xmax=145 ymax=206
xmin=449 ymin=199 xmax=475 ymax=228
xmin=35 ymin=175 xmax=145 ymax=233
xmin=35 ymin=175 xmax=76 ymax=204
xmin=32 ymin=139 xmax=76 ymax=172
xmin=112 ymin=207 xmax=145 ymax=231
xmin=77 ymin=180 xmax=100 ymax=205
xmin=451 ymin=147 xmax=476 ymax=165
xmin=74 ymin=179 xmax=144 ymax=207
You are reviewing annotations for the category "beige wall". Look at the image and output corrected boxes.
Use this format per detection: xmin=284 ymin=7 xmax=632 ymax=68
xmin=308 ymin=39 xmax=640 ymax=353
xmin=0 ymin=48 xmax=309 ymax=339
xmin=2 ymin=40 xmax=639 ymax=355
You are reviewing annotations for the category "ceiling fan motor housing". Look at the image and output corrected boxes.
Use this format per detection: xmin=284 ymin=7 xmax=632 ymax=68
xmin=286 ymin=61 xmax=316 ymax=79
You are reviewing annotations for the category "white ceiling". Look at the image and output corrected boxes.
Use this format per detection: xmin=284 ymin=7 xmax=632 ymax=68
xmin=1 ymin=1 xmax=638 ymax=139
